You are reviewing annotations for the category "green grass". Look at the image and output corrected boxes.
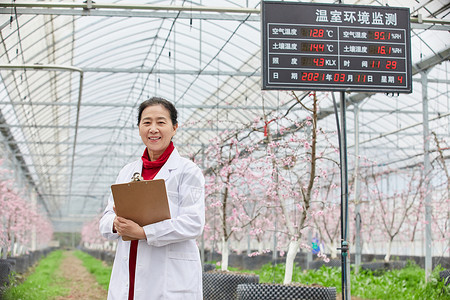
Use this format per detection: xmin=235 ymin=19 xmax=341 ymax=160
xmin=3 ymin=250 xmax=69 ymax=300
xmin=218 ymin=261 xmax=450 ymax=300
xmin=73 ymin=250 xmax=112 ymax=291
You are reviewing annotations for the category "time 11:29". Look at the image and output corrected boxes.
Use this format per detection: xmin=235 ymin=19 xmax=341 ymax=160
xmin=369 ymin=60 xmax=398 ymax=69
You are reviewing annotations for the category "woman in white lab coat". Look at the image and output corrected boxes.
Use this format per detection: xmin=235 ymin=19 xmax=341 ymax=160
xmin=99 ymin=97 xmax=205 ymax=300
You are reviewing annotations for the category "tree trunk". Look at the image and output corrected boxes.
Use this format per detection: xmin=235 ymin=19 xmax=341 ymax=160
xmin=221 ymin=237 xmax=229 ymax=271
xmin=258 ymin=240 xmax=264 ymax=253
xmin=384 ymin=238 xmax=392 ymax=262
xmin=283 ymin=240 xmax=300 ymax=284
xmin=328 ymin=240 xmax=338 ymax=259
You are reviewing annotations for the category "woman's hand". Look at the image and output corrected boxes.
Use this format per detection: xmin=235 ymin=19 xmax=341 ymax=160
xmin=112 ymin=205 xmax=146 ymax=240
xmin=113 ymin=217 xmax=146 ymax=240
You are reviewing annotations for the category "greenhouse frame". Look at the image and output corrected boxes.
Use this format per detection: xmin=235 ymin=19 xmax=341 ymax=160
xmin=0 ymin=0 xmax=449 ymax=298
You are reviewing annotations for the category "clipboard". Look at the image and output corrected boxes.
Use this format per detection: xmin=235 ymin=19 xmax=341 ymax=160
xmin=111 ymin=179 xmax=171 ymax=241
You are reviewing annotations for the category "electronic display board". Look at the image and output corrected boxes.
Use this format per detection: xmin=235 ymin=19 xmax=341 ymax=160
xmin=262 ymin=1 xmax=412 ymax=93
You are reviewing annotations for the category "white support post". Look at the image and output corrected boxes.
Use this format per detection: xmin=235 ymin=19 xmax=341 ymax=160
xmin=307 ymin=230 xmax=312 ymax=267
xmin=31 ymin=190 xmax=37 ymax=251
xmin=354 ymin=103 xmax=362 ymax=273
xmin=421 ymin=71 xmax=432 ymax=281
xmin=10 ymin=234 xmax=15 ymax=257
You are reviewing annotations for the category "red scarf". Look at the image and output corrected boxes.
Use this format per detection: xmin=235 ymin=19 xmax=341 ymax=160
xmin=141 ymin=141 xmax=175 ymax=180
xmin=128 ymin=142 xmax=174 ymax=300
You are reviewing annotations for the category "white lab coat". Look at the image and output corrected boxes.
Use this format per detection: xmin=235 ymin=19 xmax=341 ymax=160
xmin=99 ymin=148 xmax=205 ymax=300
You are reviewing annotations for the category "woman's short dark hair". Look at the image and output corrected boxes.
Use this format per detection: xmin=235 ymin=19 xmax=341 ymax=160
xmin=137 ymin=97 xmax=178 ymax=126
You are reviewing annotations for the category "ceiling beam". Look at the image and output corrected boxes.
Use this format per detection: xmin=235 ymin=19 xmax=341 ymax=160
xmin=5 ymin=140 xmax=208 ymax=146
xmin=80 ymin=68 xmax=259 ymax=76
xmin=0 ymin=2 xmax=260 ymax=14
xmin=412 ymin=47 xmax=450 ymax=74
xmin=0 ymin=100 xmax=283 ymax=111
xmin=0 ymin=8 xmax=260 ymax=21
xmin=1 ymin=2 xmax=449 ymax=30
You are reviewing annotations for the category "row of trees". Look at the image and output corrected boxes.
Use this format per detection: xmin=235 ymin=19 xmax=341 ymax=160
xmin=81 ymin=92 xmax=448 ymax=285
xmin=198 ymin=92 xmax=448 ymax=283
xmin=0 ymin=159 xmax=53 ymax=257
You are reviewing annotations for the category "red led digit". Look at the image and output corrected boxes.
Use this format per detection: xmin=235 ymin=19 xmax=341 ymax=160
xmin=386 ymin=60 xmax=397 ymax=69
xmin=302 ymin=72 xmax=326 ymax=82
xmin=356 ymin=74 xmax=366 ymax=82
xmin=313 ymin=73 xmax=319 ymax=81
xmin=391 ymin=61 xmax=397 ymax=69
xmin=371 ymin=60 xmax=380 ymax=69
xmin=310 ymin=29 xmax=324 ymax=37
xmin=308 ymin=44 xmax=324 ymax=52
xmin=313 ymin=58 xmax=324 ymax=66
xmin=333 ymin=73 xmax=345 ymax=82
xmin=375 ymin=32 xmax=386 ymax=40
xmin=398 ymin=76 xmax=403 ymax=83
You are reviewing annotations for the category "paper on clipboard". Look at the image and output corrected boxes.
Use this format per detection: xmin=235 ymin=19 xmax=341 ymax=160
xmin=111 ymin=178 xmax=171 ymax=241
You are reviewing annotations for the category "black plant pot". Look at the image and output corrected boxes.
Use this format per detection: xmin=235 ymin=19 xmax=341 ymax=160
xmin=439 ymin=269 xmax=450 ymax=286
xmin=0 ymin=259 xmax=13 ymax=287
xmin=104 ymin=251 xmax=115 ymax=265
xmin=360 ymin=261 xmax=406 ymax=274
xmin=308 ymin=259 xmax=341 ymax=270
xmin=203 ymin=263 xmax=216 ymax=272
xmin=203 ymin=271 xmax=259 ymax=300
xmin=236 ymin=283 xmax=337 ymax=300
xmin=14 ymin=255 xmax=30 ymax=274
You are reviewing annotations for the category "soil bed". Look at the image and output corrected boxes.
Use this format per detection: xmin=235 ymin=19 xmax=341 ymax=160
xmin=55 ymin=251 xmax=107 ymax=300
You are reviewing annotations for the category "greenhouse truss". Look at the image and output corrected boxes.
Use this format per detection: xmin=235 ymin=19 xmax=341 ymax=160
xmin=0 ymin=0 xmax=448 ymax=274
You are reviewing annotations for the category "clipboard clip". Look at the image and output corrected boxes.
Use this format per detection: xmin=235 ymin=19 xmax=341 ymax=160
xmin=131 ymin=172 xmax=144 ymax=182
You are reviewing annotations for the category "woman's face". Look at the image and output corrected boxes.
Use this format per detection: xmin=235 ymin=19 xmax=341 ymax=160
xmin=139 ymin=104 xmax=178 ymax=161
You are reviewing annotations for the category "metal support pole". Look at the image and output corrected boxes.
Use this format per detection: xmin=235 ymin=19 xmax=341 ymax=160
xmin=339 ymin=91 xmax=350 ymax=300
xmin=354 ymin=103 xmax=362 ymax=274
xmin=421 ymin=71 xmax=432 ymax=281
xmin=337 ymin=1 xmax=351 ymax=296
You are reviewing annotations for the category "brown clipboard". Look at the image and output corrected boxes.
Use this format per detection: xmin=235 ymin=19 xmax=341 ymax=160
xmin=111 ymin=179 xmax=171 ymax=241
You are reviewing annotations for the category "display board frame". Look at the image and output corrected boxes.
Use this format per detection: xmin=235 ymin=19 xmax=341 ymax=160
xmin=261 ymin=1 xmax=412 ymax=93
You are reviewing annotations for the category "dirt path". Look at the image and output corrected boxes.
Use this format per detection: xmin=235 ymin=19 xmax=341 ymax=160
xmin=55 ymin=251 xmax=108 ymax=300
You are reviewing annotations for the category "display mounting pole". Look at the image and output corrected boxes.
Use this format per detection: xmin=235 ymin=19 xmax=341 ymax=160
xmin=339 ymin=90 xmax=350 ymax=300
xmin=338 ymin=2 xmax=351 ymax=299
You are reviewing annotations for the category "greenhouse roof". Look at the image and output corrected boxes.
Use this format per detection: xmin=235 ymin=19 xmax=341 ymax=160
xmin=0 ymin=0 xmax=449 ymax=232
